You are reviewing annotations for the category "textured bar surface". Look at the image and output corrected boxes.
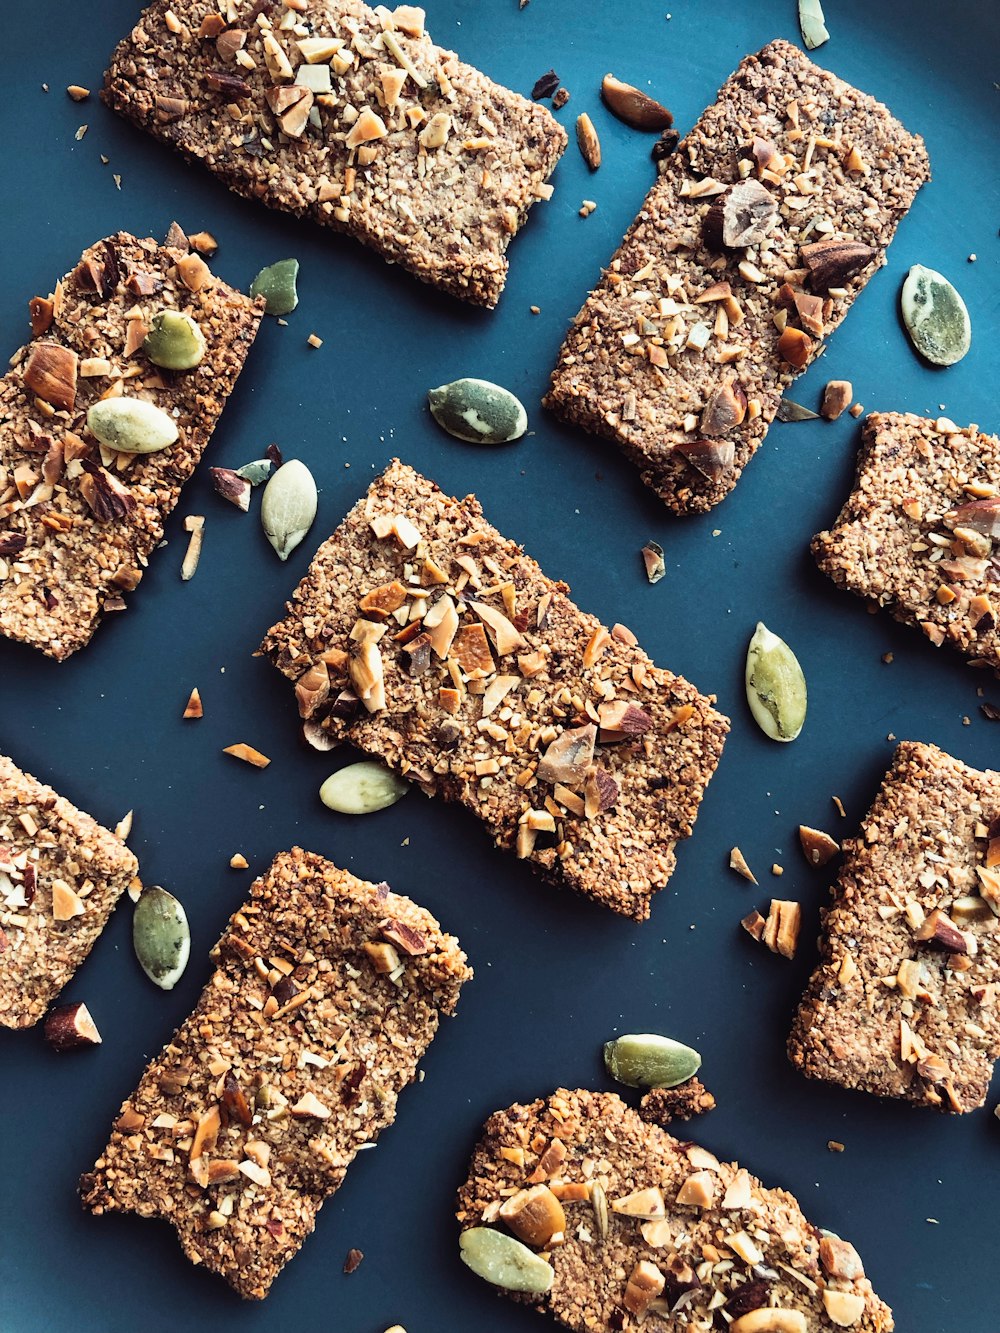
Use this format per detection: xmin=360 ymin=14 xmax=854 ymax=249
xmin=545 ymin=40 xmax=929 ymax=513
xmin=457 ymin=1088 xmax=893 ymax=1331
xmin=0 ymin=753 xmax=138 ymax=1029
xmin=81 ymin=848 xmax=471 ymax=1298
xmin=789 ymin=741 xmax=1000 ymax=1113
xmin=260 ymin=461 xmax=728 ymax=920
xmin=813 ymin=412 xmax=1000 ymax=671
xmin=104 ymin=1 xmax=566 ymax=307
xmin=0 ymin=229 xmax=261 ymax=659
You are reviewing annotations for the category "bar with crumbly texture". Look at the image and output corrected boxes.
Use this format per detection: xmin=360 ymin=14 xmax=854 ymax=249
xmin=457 ymin=1088 xmax=892 ymax=1331
xmin=789 ymin=742 xmax=1000 ymax=1113
xmin=0 ymin=753 xmax=138 ymax=1029
xmin=545 ymin=40 xmax=929 ymax=514
xmin=0 ymin=229 xmax=261 ymax=659
xmin=812 ymin=413 xmax=1000 ymax=671
xmin=103 ymin=1 xmax=566 ymax=308
xmin=81 ymin=848 xmax=470 ymax=1299
xmin=260 ymin=461 xmax=728 ymax=920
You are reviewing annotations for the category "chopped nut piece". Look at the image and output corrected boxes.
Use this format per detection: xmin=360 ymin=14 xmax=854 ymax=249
xmin=182 ymin=687 xmax=203 ymax=719
xmin=610 ymin=1187 xmax=665 ymax=1218
xmin=498 ymin=1184 xmax=566 ymax=1248
xmin=179 ymin=514 xmax=205 ymax=581
xmin=23 ymin=342 xmax=78 ymax=410
xmin=820 ymin=380 xmax=853 ymax=421
xmin=67 ymin=85 xmax=90 ymax=101
xmin=623 ymin=1259 xmax=665 ymax=1318
xmin=822 ymin=1291 xmax=866 ymax=1328
xmin=702 ymin=180 xmax=778 ymax=250
xmin=777 ymin=327 xmax=812 ymax=368
xmin=798 ymin=824 xmax=839 ymax=866
xmin=343 ymin=1247 xmax=364 ymax=1274
xmin=819 ymin=1236 xmax=865 ymax=1280
xmin=52 ymin=880 xmax=86 ymax=921
xmin=222 ymin=743 xmax=271 ymax=768
xmin=535 ymin=725 xmax=596 ymax=785
xmin=641 ymin=540 xmax=665 ymax=584
xmin=800 ymin=239 xmax=877 ymax=292
xmin=730 ymin=846 xmax=758 ymax=884
xmin=290 ymin=1092 xmax=333 ymax=1119
xmin=44 ymin=1001 xmax=102 ymax=1051
xmin=913 ymin=908 xmax=974 ymax=955
xmin=675 ymin=1170 xmax=715 ymax=1208
xmin=601 ymin=74 xmax=673 ymax=131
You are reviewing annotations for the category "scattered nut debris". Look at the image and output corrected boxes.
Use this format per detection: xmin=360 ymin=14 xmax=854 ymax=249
xmin=579 ymin=199 xmax=597 ymax=217
xmin=223 ymin=743 xmax=271 ymax=768
xmin=980 ymin=702 xmax=1000 ymax=721
xmin=776 ymin=397 xmax=819 ymax=423
xmin=743 ymin=900 xmax=802 ymax=958
xmin=75 ymin=124 xmax=88 ymax=141
xmin=849 ymin=402 xmax=864 ymax=418
xmin=641 ymin=540 xmax=665 ymax=584
xmin=230 ymin=853 xmax=249 ymax=870
xmin=832 ymin=795 xmax=847 ymax=818
xmin=187 ymin=230 xmax=218 ymax=255
xmin=127 ymin=876 xmax=144 ymax=904
xmin=115 ymin=810 xmax=134 ymax=841
xmin=639 ymin=1078 xmax=716 ymax=1126
xmin=576 ymin=113 xmax=601 ymax=170
xmin=183 ymin=687 xmax=203 ymax=719
xmin=180 ymin=515 xmax=205 ymax=580
xmin=552 ymin=87 xmax=570 ymax=109
xmin=210 ymin=466 xmax=252 ymax=512
xmin=67 ymin=85 xmax=90 ymax=101
xmin=798 ymin=825 xmax=840 ymax=867
xmin=771 ymin=863 xmax=784 ymax=876
xmin=827 ymin=1140 xmax=845 ymax=1153
xmin=44 ymin=1001 xmax=102 ymax=1051
xmin=531 ymin=70 xmax=560 ymax=101
xmin=820 ymin=380 xmax=853 ymax=421
xmin=882 ymin=652 xmax=894 ymax=665
xmin=343 ymin=1248 xmax=364 ymax=1274
xmin=729 ymin=846 xmax=758 ymax=884
xmin=651 ymin=127 xmax=680 ymax=165
xmin=601 ymin=73 xmax=673 ymax=130
xmin=307 ymin=333 xmax=323 ymax=348
xmin=529 ymin=305 xmax=540 ymax=315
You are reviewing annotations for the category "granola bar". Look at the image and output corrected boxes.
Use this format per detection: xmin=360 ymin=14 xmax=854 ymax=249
xmin=788 ymin=741 xmax=1000 ymax=1114
xmin=456 ymin=1088 xmax=892 ymax=1331
xmin=544 ymin=40 xmax=929 ymax=514
xmin=104 ymin=1 xmax=566 ymax=308
xmin=259 ymin=461 xmax=728 ymax=920
xmin=81 ymin=848 xmax=471 ymax=1299
xmin=0 ymin=753 xmax=138 ymax=1029
xmin=812 ymin=413 xmax=1000 ymax=671
xmin=0 ymin=229 xmax=261 ymax=660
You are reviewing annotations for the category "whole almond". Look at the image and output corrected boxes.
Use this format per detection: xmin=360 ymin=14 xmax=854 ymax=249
xmin=575 ymin=113 xmax=601 ymax=170
xmin=601 ymin=74 xmax=673 ymax=131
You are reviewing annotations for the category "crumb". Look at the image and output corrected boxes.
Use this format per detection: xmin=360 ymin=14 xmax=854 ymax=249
xmin=75 ymin=125 xmax=88 ymax=140
xmin=230 ymin=853 xmax=249 ymax=870
xmin=307 ymin=333 xmax=323 ymax=348
xmin=67 ymin=85 xmax=90 ymax=101
xmin=639 ymin=1078 xmax=716 ymax=1126
xmin=771 ymin=862 xmax=783 ymax=876
xmin=222 ymin=743 xmax=271 ymax=768
xmin=849 ymin=402 xmax=864 ymax=418
xmin=962 ymin=715 xmax=971 ymax=726
xmin=827 ymin=1140 xmax=845 ymax=1153
xmin=968 ymin=254 xmax=977 ymax=262
xmin=729 ymin=846 xmax=758 ymax=884
xmin=343 ymin=1247 xmax=364 ymax=1274
xmin=552 ymin=87 xmax=570 ymax=109
xmin=182 ymin=687 xmax=203 ymax=719
xmin=832 ymin=795 xmax=847 ymax=818
xmin=529 ymin=305 xmax=540 ymax=315
xmin=882 ymin=652 xmax=894 ymax=664
xmin=579 ymin=199 xmax=597 ymax=217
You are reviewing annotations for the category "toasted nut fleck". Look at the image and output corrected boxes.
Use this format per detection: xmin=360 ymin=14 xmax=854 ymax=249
xmin=182 ymin=687 xmax=203 ymax=719
xmin=223 ymin=743 xmax=271 ymax=768
xmin=820 ymin=379 xmax=853 ymax=420
xmin=675 ymin=1170 xmax=715 ymax=1208
xmin=729 ymin=846 xmax=758 ymax=884
xmin=798 ymin=824 xmax=840 ymax=866
xmin=67 ymin=84 xmax=90 ymax=101
xmin=180 ymin=515 xmax=205 ymax=581
xmin=499 ymin=1184 xmax=566 ymax=1248
xmin=230 ymin=853 xmax=249 ymax=870
xmin=575 ymin=113 xmax=601 ymax=169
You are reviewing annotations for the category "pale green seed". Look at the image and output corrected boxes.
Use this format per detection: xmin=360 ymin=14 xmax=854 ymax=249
xmin=428 ymin=378 xmax=528 ymax=445
xmin=901 ymin=265 xmax=971 ymax=367
xmin=235 ymin=459 xmax=273 ymax=486
xmin=142 ymin=309 xmax=206 ymax=370
xmin=87 ymin=398 xmax=179 ymax=454
xmin=320 ymin=762 xmax=409 ymax=814
xmin=251 ymin=258 xmax=300 ymax=316
xmin=459 ymin=1228 xmax=554 ymax=1294
xmin=133 ymin=886 xmax=190 ymax=991
xmin=745 ymin=622 xmax=807 ymax=742
xmin=603 ymin=1033 xmax=702 ymax=1089
xmin=261 ymin=459 xmax=317 ymax=560
xmin=799 ymin=0 xmax=830 ymax=48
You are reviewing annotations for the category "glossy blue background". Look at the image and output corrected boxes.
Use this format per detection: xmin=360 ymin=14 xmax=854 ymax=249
xmin=1 ymin=2 xmax=998 ymax=1331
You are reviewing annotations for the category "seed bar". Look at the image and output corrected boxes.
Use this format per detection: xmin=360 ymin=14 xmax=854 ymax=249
xmin=789 ymin=741 xmax=1000 ymax=1113
xmin=103 ymin=1 xmax=566 ymax=308
xmin=259 ymin=460 xmax=728 ymax=921
xmin=0 ymin=753 xmax=138 ymax=1029
xmin=456 ymin=1088 xmax=892 ymax=1331
xmin=0 ymin=229 xmax=261 ymax=660
xmin=544 ymin=40 xmax=929 ymax=513
xmin=812 ymin=412 xmax=1000 ymax=671
xmin=81 ymin=847 xmax=471 ymax=1299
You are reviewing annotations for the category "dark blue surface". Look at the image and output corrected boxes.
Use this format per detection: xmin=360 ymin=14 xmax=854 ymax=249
xmin=2 ymin=3 xmax=998 ymax=1332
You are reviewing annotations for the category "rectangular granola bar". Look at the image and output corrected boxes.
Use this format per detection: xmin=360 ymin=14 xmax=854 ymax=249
xmin=0 ymin=753 xmax=138 ymax=1029
xmin=104 ymin=1 xmax=566 ymax=308
xmin=0 ymin=229 xmax=261 ymax=660
xmin=788 ymin=741 xmax=1000 ymax=1113
xmin=456 ymin=1088 xmax=892 ymax=1331
xmin=81 ymin=848 xmax=471 ymax=1298
xmin=259 ymin=461 xmax=728 ymax=920
xmin=545 ymin=40 xmax=929 ymax=513
xmin=812 ymin=412 xmax=1000 ymax=671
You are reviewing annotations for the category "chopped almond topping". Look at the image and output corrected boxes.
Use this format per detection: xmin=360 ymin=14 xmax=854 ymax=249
xmin=223 ymin=743 xmax=271 ymax=768
xmin=359 ymin=580 xmax=409 ymax=619
xmin=176 ymin=253 xmax=211 ymax=292
xmin=189 ymin=1105 xmax=221 ymax=1163
xmin=470 ymin=600 xmax=527 ymax=656
xmin=452 ymin=623 xmax=494 ymax=675
xmin=182 ymin=687 xmax=203 ymax=719
xmin=583 ymin=625 xmax=611 ymax=668
xmin=230 ymin=853 xmax=249 ymax=870
xmin=798 ymin=825 xmax=839 ymax=866
xmin=290 ymin=1092 xmax=332 ymax=1119
xmin=345 ymin=107 xmax=389 ymax=151
xmin=675 ymin=1171 xmax=715 ymax=1208
xmin=51 ymin=880 xmax=85 ymax=921
xmin=729 ymin=846 xmax=758 ymax=884
xmin=363 ymin=941 xmax=402 ymax=973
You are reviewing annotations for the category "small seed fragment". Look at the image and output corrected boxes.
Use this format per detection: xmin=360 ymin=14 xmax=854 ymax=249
xmin=730 ymin=846 xmax=758 ymax=884
xmin=601 ymin=73 xmax=673 ymax=131
xmin=133 ymin=885 xmax=190 ymax=990
xmin=320 ymin=761 xmax=408 ymax=814
xmin=745 ymin=622 xmax=807 ymax=742
xmin=142 ymin=309 xmax=206 ymax=370
xmin=604 ymin=1033 xmax=702 ymax=1089
xmin=798 ymin=0 xmax=830 ymax=48
xmin=183 ymin=687 xmax=203 ymax=719
xmin=576 ymin=113 xmax=601 ymax=169
xmin=235 ymin=458 xmax=273 ymax=486
xmin=223 ymin=743 xmax=270 ymax=768
xmin=261 ymin=459 xmax=317 ymax=560
xmin=210 ymin=467 xmax=252 ymax=511
xmin=87 ymin=397 xmax=179 ymax=454
xmin=459 ymin=1228 xmax=554 ymax=1294
xmin=250 ymin=258 xmax=300 ymax=316
xmin=427 ymin=378 xmax=527 ymax=445
xmin=901 ymin=264 xmax=971 ymax=367
xmin=641 ymin=540 xmax=665 ymax=584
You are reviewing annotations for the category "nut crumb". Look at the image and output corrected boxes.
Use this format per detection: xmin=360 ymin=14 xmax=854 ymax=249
xmin=579 ymin=199 xmax=597 ymax=218
xmin=75 ymin=124 xmax=88 ymax=141
xmin=182 ymin=687 xmax=203 ymax=719
xmin=827 ymin=1140 xmax=845 ymax=1152
xmin=223 ymin=743 xmax=271 ymax=768
xmin=530 ymin=305 xmax=540 ymax=315
xmin=832 ymin=795 xmax=847 ymax=818
xmin=180 ymin=515 xmax=205 ymax=581
xmin=798 ymin=825 xmax=840 ymax=867
xmin=820 ymin=379 xmax=853 ymax=421
xmin=230 ymin=853 xmax=249 ymax=869
xmin=849 ymin=402 xmax=864 ymax=418
xmin=882 ymin=652 xmax=894 ymax=664
xmin=771 ymin=862 xmax=783 ymax=876
xmin=67 ymin=85 xmax=90 ymax=101
xmin=729 ymin=846 xmax=758 ymax=884
xmin=343 ymin=1247 xmax=364 ymax=1274
xmin=307 ymin=333 xmax=323 ymax=348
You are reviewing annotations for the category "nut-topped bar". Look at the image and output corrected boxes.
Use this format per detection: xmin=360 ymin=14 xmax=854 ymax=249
xmin=260 ymin=461 xmax=728 ymax=920
xmin=545 ymin=40 xmax=929 ymax=513
xmin=789 ymin=741 xmax=1000 ymax=1113
xmin=0 ymin=753 xmax=139 ymax=1029
xmin=456 ymin=1088 xmax=892 ymax=1331
xmin=81 ymin=848 xmax=471 ymax=1298
xmin=812 ymin=413 xmax=1000 ymax=672
xmin=104 ymin=1 xmax=566 ymax=307
xmin=0 ymin=229 xmax=261 ymax=659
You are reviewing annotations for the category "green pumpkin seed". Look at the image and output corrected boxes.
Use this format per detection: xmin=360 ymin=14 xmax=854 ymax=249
xmin=133 ymin=886 xmax=190 ymax=990
xmin=798 ymin=0 xmax=830 ymax=48
xmin=603 ymin=1033 xmax=702 ymax=1089
xmin=235 ymin=459 xmax=273 ymax=486
xmin=745 ymin=621 xmax=807 ymax=742
xmin=142 ymin=309 xmax=207 ymax=370
xmin=901 ymin=265 xmax=971 ymax=367
xmin=250 ymin=258 xmax=300 ymax=316
xmin=261 ymin=459 xmax=317 ymax=560
xmin=428 ymin=378 xmax=528 ymax=445
xmin=320 ymin=762 xmax=409 ymax=814
xmin=459 ymin=1228 xmax=554 ymax=1294
xmin=87 ymin=398 xmax=179 ymax=454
